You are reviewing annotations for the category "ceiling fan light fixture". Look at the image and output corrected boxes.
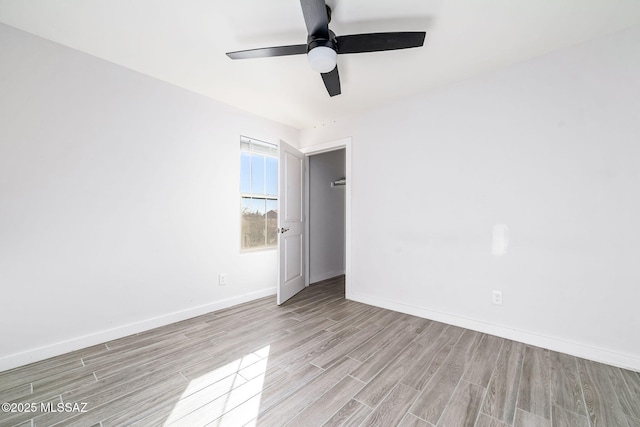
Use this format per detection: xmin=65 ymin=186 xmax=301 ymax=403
xmin=225 ymin=1 xmax=427 ymax=96
xmin=307 ymin=46 xmax=337 ymax=73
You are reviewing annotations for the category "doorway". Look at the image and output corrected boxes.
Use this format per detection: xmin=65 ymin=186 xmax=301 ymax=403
xmin=277 ymin=137 xmax=351 ymax=305
xmin=307 ymin=148 xmax=346 ymax=286
xmin=302 ymin=137 xmax=352 ymax=297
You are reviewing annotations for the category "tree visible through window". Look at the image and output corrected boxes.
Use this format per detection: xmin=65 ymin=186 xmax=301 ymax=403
xmin=240 ymin=136 xmax=278 ymax=250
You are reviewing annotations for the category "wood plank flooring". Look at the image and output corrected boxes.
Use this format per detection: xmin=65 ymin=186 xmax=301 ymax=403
xmin=1 ymin=276 xmax=638 ymax=427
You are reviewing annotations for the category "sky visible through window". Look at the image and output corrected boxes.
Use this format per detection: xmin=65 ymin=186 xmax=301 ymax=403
xmin=240 ymin=153 xmax=277 ymax=200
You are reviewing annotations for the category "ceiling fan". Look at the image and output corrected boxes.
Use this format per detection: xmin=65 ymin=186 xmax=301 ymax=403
xmin=226 ymin=0 xmax=426 ymax=97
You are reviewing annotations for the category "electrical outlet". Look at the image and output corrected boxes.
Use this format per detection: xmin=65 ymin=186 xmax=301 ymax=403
xmin=219 ymin=274 xmax=227 ymax=286
xmin=492 ymin=290 xmax=503 ymax=305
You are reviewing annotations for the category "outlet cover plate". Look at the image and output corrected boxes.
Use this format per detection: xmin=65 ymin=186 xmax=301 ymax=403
xmin=492 ymin=290 xmax=503 ymax=305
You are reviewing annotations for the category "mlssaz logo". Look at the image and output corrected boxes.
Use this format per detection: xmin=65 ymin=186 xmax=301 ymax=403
xmin=41 ymin=402 xmax=89 ymax=413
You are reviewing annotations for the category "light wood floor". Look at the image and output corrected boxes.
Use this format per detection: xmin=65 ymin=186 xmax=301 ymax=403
xmin=1 ymin=276 xmax=639 ymax=427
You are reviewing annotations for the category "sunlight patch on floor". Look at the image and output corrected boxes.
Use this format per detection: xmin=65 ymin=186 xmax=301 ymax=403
xmin=164 ymin=345 xmax=270 ymax=426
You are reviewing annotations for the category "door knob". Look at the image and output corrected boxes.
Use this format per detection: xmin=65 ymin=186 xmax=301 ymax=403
xmin=278 ymin=227 xmax=290 ymax=233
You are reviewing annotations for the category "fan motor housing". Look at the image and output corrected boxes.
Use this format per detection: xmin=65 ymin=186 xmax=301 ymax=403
xmin=307 ymin=37 xmax=337 ymax=54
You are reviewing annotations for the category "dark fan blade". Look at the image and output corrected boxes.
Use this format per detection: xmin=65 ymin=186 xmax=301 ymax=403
xmin=336 ymin=32 xmax=426 ymax=54
xmin=300 ymin=0 xmax=329 ymax=39
xmin=226 ymin=44 xmax=307 ymax=60
xmin=321 ymin=66 xmax=341 ymax=97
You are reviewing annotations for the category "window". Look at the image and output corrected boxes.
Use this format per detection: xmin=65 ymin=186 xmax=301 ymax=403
xmin=240 ymin=136 xmax=278 ymax=250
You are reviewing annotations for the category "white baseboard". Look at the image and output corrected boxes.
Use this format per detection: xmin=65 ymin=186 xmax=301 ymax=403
xmin=0 ymin=287 xmax=276 ymax=373
xmin=346 ymin=290 xmax=640 ymax=372
xmin=310 ymin=269 xmax=346 ymax=285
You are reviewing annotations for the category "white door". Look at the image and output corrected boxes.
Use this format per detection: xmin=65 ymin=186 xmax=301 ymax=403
xmin=277 ymin=140 xmax=306 ymax=304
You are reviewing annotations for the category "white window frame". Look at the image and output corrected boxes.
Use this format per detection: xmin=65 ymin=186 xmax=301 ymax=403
xmin=240 ymin=136 xmax=278 ymax=252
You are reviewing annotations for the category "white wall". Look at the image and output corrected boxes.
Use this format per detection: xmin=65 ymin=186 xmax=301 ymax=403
xmin=309 ymin=149 xmax=346 ymax=283
xmin=300 ymin=26 xmax=640 ymax=370
xmin=0 ymin=23 xmax=298 ymax=371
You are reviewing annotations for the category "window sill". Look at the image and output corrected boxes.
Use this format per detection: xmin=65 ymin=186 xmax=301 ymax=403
xmin=240 ymin=246 xmax=277 ymax=254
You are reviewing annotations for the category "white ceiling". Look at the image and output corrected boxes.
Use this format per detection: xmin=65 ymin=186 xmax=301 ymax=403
xmin=1 ymin=0 xmax=640 ymax=129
